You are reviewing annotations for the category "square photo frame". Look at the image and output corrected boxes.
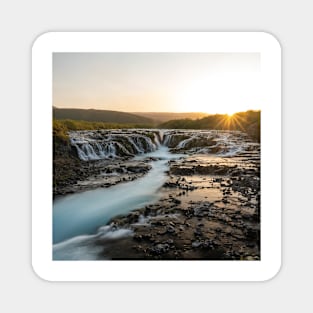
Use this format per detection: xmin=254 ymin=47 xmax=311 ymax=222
xmin=32 ymin=32 xmax=281 ymax=281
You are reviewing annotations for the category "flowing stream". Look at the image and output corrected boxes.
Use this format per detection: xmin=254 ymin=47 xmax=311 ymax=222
xmin=52 ymin=129 xmax=254 ymax=260
xmin=53 ymin=145 xmax=184 ymax=259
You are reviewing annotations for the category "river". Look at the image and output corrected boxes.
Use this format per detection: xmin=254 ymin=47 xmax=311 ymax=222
xmin=53 ymin=145 xmax=184 ymax=259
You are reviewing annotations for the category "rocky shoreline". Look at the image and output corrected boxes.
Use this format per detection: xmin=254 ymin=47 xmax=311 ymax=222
xmin=53 ymin=156 xmax=153 ymax=198
xmin=53 ymin=129 xmax=260 ymax=260
xmin=53 ymin=129 xmax=160 ymax=198
xmin=99 ymin=151 xmax=260 ymax=260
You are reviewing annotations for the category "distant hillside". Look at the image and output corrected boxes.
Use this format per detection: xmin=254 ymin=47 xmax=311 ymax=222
xmin=133 ymin=112 xmax=209 ymax=123
xmin=159 ymin=110 xmax=261 ymax=141
xmin=53 ymin=107 xmax=155 ymax=125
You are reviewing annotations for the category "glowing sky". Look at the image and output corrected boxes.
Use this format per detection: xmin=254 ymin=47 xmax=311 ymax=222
xmin=53 ymin=53 xmax=260 ymax=114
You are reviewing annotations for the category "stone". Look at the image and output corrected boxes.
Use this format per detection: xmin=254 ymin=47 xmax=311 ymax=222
xmin=167 ymin=225 xmax=176 ymax=234
xmin=152 ymin=243 xmax=170 ymax=254
xmin=192 ymin=241 xmax=202 ymax=248
xmin=194 ymin=228 xmax=202 ymax=237
xmin=172 ymin=198 xmax=181 ymax=204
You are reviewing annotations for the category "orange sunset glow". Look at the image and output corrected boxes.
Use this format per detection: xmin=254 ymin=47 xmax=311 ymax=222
xmin=53 ymin=53 xmax=261 ymax=115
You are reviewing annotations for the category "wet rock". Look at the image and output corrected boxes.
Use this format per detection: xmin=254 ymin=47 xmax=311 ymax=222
xmin=55 ymin=129 xmax=260 ymax=260
xmin=172 ymin=198 xmax=181 ymax=205
xmin=163 ymin=182 xmax=179 ymax=188
xmin=245 ymin=227 xmax=259 ymax=241
xmin=150 ymin=243 xmax=170 ymax=255
xmin=134 ymin=234 xmax=143 ymax=241
xmin=192 ymin=241 xmax=202 ymax=248
xmin=170 ymin=167 xmax=194 ymax=175
xmin=167 ymin=225 xmax=176 ymax=234
xmin=244 ymin=255 xmax=256 ymax=261
xmin=128 ymin=212 xmax=141 ymax=223
xmin=194 ymin=228 xmax=203 ymax=237
xmin=193 ymin=207 xmax=206 ymax=217
xmin=151 ymin=219 xmax=165 ymax=226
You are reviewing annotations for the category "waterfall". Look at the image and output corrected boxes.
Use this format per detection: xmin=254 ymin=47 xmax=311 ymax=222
xmin=70 ymin=130 xmax=159 ymax=161
xmin=154 ymin=133 xmax=161 ymax=146
xmin=176 ymin=136 xmax=197 ymax=149
xmin=69 ymin=129 xmax=257 ymax=162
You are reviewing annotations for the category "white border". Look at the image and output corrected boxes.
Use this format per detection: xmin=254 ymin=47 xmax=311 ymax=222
xmin=32 ymin=32 xmax=281 ymax=281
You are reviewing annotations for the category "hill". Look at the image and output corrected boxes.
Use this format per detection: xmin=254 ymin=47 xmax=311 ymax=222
xmin=133 ymin=112 xmax=208 ymax=123
xmin=159 ymin=110 xmax=261 ymax=141
xmin=53 ymin=107 xmax=155 ymax=125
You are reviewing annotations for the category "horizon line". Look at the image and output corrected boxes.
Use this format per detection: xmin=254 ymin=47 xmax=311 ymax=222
xmin=53 ymin=106 xmax=261 ymax=114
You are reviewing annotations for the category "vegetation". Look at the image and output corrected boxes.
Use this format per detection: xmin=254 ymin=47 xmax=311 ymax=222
xmin=54 ymin=118 xmax=153 ymax=132
xmin=53 ymin=107 xmax=156 ymax=125
xmin=52 ymin=119 xmax=156 ymax=192
xmin=53 ymin=110 xmax=261 ymax=144
xmin=159 ymin=110 xmax=261 ymax=141
xmin=53 ymin=107 xmax=211 ymax=125
xmin=52 ymin=110 xmax=260 ymax=194
xmin=132 ymin=112 xmax=209 ymax=123
xmin=54 ymin=118 xmax=153 ymax=135
xmin=53 ymin=118 xmax=154 ymax=152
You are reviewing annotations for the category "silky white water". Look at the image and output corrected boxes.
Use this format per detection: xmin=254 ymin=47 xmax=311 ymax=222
xmin=53 ymin=146 xmax=183 ymax=246
xmin=53 ymin=129 xmax=252 ymax=259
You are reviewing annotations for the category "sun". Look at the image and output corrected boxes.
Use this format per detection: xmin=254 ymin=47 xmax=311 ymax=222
xmin=215 ymin=112 xmax=247 ymax=131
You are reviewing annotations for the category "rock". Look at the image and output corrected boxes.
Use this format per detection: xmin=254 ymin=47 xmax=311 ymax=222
xmin=152 ymin=220 xmax=165 ymax=226
xmin=167 ymin=225 xmax=176 ymax=234
xmin=170 ymin=167 xmax=194 ymax=175
xmin=193 ymin=207 xmax=205 ymax=217
xmin=151 ymin=243 xmax=170 ymax=255
xmin=172 ymin=198 xmax=181 ymax=204
xmin=244 ymin=256 xmax=255 ymax=261
xmin=245 ymin=227 xmax=259 ymax=241
xmin=194 ymin=228 xmax=202 ymax=237
xmin=192 ymin=241 xmax=202 ymax=248
xmin=163 ymin=182 xmax=179 ymax=188
xmin=246 ymin=242 xmax=255 ymax=248
xmin=134 ymin=234 xmax=143 ymax=241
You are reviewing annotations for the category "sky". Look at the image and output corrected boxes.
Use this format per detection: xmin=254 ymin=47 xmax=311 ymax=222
xmin=53 ymin=53 xmax=261 ymax=114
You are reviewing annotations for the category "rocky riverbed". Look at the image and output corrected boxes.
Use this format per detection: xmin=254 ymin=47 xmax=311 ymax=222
xmin=53 ymin=129 xmax=260 ymax=260
xmin=53 ymin=129 xmax=160 ymax=197
xmin=54 ymin=156 xmax=153 ymax=197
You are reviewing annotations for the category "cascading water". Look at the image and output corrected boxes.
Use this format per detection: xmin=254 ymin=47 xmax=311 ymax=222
xmin=53 ymin=144 xmax=185 ymax=260
xmin=70 ymin=130 xmax=158 ymax=161
xmin=70 ymin=129 xmax=251 ymax=159
xmin=160 ymin=129 xmax=253 ymax=156
xmin=53 ymin=128 xmax=258 ymax=260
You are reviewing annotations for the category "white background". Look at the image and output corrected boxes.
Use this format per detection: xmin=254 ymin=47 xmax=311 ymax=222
xmin=1 ymin=0 xmax=311 ymax=312
xmin=32 ymin=32 xmax=280 ymax=282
